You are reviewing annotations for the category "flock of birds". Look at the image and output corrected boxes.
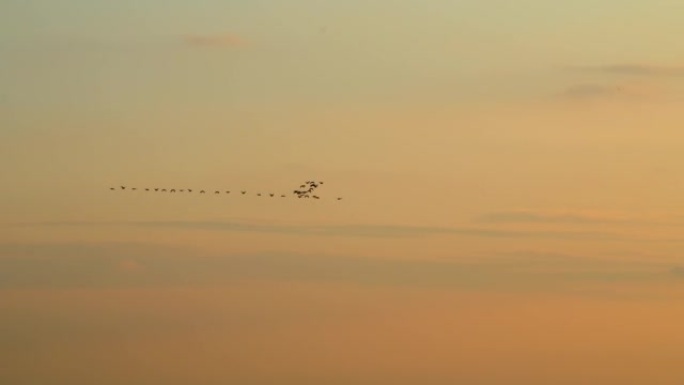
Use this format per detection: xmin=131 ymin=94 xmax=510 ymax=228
xmin=109 ymin=180 xmax=343 ymax=200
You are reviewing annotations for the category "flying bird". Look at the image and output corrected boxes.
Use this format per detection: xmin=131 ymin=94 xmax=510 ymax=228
xmin=200 ymin=190 xmax=206 ymax=194
xmin=241 ymin=191 xmax=246 ymax=194
xmin=120 ymin=186 xmax=126 ymax=190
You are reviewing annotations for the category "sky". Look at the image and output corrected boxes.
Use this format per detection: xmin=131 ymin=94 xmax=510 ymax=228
xmin=2 ymin=0 xmax=684 ymax=384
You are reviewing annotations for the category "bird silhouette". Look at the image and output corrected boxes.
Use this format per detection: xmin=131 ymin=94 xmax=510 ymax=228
xmin=337 ymin=197 xmax=342 ymax=200
xmin=241 ymin=191 xmax=246 ymax=194
xmin=161 ymin=189 xmax=167 ymax=192
xmin=179 ymin=189 xmax=184 ymax=192
xmin=110 ymin=187 xmax=115 ymax=190
xmin=281 ymin=194 xmax=286 ymax=197
xmin=170 ymin=189 xmax=176 ymax=193
xmin=215 ymin=191 xmax=220 ymax=194
xmin=120 ymin=186 xmax=126 ymax=190
xmin=225 ymin=191 xmax=230 ymax=194
xmin=188 ymin=189 xmax=192 ymax=193
xmin=269 ymin=193 xmax=274 ymax=197
xmin=145 ymin=188 xmax=149 ymax=191
xmin=257 ymin=193 xmax=262 ymax=196
xmin=154 ymin=188 xmax=159 ymax=191
xmin=200 ymin=190 xmax=206 ymax=194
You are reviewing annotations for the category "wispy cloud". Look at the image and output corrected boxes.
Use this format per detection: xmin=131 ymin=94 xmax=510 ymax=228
xmin=4 ymin=219 xmax=642 ymax=242
xmin=182 ymin=33 xmax=247 ymax=48
xmin=475 ymin=209 xmax=683 ymax=227
xmin=670 ymin=266 xmax=684 ymax=279
xmin=554 ymin=81 xmax=662 ymax=101
xmin=557 ymin=83 xmax=626 ymax=99
xmin=567 ymin=64 xmax=684 ymax=77
xmin=0 ymin=242 xmax=679 ymax=292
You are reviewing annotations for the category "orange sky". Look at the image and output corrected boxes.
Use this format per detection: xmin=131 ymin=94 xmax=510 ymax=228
xmin=2 ymin=0 xmax=684 ymax=383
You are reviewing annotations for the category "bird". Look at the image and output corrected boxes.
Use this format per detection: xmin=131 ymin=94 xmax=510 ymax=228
xmin=215 ymin=191 xmax=220 ymax=194
xmin=110 ymin=187 xmax=115 ymax=190
xmin=300 ymin=184 xmax=306 ymax=188
xmin=337 ymin=197 xmax=342 ymax=200
xmin=170 ymin=189 xmax=176 ymax=193
xmin=145 ymin=188 xmax=149 ymax=191
xmin=200 ymin=190 xmax=206 ymax=194
xmin=120 ymin=186 xmax=126 ymax=190
xmin=281 ymin=194 xmax=286 ymax=197
xmin=179 ymin=189 xmax=184 ymax=192
xmin=241 ymin=191 xmax=246 ymax=194
xmin=154 ymin=188 xmax=159 ymax=191
xmin=225 ymin=191 xmax=230 ymax=194
xmin=257 ymin=193 xmax=262 ymax=196
xmin=132 ymin=188 xmax=137 ymax=191
xmin=313 ymin=195 xmax=320 ymax=199
xmin=161 ymin=189 xmax=167 ymax=192
xmin=188 ymin=189 xmax=192 ymax=193
xmin=269 ymin=193 xmax=274 ymax=197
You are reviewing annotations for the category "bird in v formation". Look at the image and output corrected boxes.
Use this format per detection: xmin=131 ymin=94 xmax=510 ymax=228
xmin=111 ymin=180 xmax=342 ymax=200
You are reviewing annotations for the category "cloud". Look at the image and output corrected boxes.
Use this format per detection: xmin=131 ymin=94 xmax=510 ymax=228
xmin=554 ymin=82 xmax=662 ymax=101
xmin=0 ymin=241 xmax=675 ymax=291
xmin=670 ymin=266 xmax=684 ymax=279
xmin=475 ymin=209 xmax=684 ymax=227
xmin=182 ymin=34 xmax=246 ymax=48
xmin=557 ymin=83 xmax=626 ymax=99
xmin=567 ymin=64 xmax=684 ymax=77
xmin=117 ymin=259 xmax=145 ymax=274
xmin=4 ymin=219 xmax=635 ymax=242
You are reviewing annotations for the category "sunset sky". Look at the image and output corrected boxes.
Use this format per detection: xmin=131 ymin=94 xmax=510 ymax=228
xmin=2 ymin=1 xmax=684 ymax=384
